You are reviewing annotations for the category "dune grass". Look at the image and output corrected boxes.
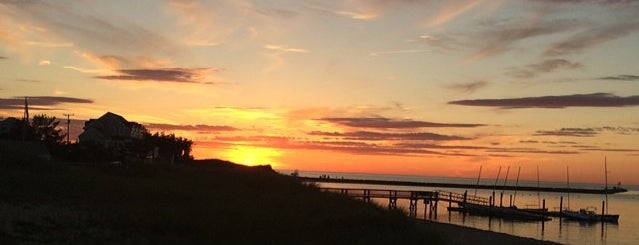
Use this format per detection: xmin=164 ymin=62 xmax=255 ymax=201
xmin=0 ymin=156 xmax=443 ymax=244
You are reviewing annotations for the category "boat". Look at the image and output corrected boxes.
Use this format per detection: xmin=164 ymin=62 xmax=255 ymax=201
xmin=455 ymin=203 xmax=551 ymax=221
xmin=562 ymin=208 xmax=619 ymax=223
xmin=561 ymin=158 xmax=620 ymax=223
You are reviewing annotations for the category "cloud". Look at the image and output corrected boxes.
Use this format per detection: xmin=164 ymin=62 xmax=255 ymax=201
xmin=145 ymin=123 xmax=239 ymax=132
xmin=506 ymin=59 xmax=583 ymax=78
xmin=418 ymin=35 xmax=458 ymax=50
xmin=369 ymin=49 xmax=430 ymax=57
xmin=448 ymin=93 xmax=639 ymax=108
xmin=0 ymin=56 xmax=7 ymax=59
xmin=94 ymin=68 xmax=219 ymax=84
xmin=15 ymin=79 xmax=41 ymax=83
xmin=309 ymin=131 xmax=471 ymax=141
xmin=2 ymin=1 xmax=177 ymax=57
xmin=598 ymin=75 xmax=639 ymax=81
xmin=534 ymin=128 xmax=598 ymax=137
xmin=446 ymin=81 xmax=488 ymax=93
xmin=38 ymin=60 xmax=51 ymax=65
xmin=544 ymin=22 xmax=639 ymax=56
xmin=319 ymin=117 xmax=485 ymax=129
xmin=576 ymin=146 xmax=639 ymax=152
xmin=394 ymin=143 xmax=492 ymax=150
xmin=487 ymin=148 xmax=579 ymax=155
xmin=0 ymin=96 xmax=93 ymax=110
xmin=426 ymin=0 xmax=485 ymax=27
xmin=470 ymin=18 xmax=584 ymax=59
xmin=264 ymin=44 xmax=308 ymax=53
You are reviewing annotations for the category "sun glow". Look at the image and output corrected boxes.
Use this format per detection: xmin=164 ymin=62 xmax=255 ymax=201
xmin=222 ymin=145 xmax=282 ymax=167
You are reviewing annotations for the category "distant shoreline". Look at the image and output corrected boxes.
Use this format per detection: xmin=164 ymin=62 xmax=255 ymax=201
xmin=301 ymin=177 xmax=627 ymax=194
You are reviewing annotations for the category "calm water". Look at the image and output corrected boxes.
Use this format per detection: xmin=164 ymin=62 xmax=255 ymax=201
xmin=281 ymin=170 xmax=639 ymax=245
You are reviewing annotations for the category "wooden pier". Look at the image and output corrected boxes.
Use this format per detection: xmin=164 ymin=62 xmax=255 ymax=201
xmin=321 ymin=188 xmax=489 ymax=219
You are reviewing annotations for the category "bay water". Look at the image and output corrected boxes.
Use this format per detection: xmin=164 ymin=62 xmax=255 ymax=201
xmin=281 ymin=170 xmax=639 ymax=245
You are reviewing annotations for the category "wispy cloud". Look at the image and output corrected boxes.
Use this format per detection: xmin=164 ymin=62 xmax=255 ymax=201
xmin=145 ymin=123 xmax=240 ymax=132
xmin=94 ymin=68 xmax=219 ymax=84
xmin=309 ymin=131 xmax=471 ymax=141
xmin=370 ymin=49 xmax=430 ymax=57
xmin=470 ymin=18 xmax=584 ymax=59
xmin=534 ymin=126 xmax=639 ymax=138
xmin=2 ymin=1 xmax=177 ymax=57
xmin=544 ymin=22 xmax=639 ymax=56
xmin=0 ymin=56 xmax=7 ymax=59
xmin=426 ymin=0 xmax=485 ymax=27
xmin=264 ymin=44 xmax=308 ymax=53
xmin=418 ymin=34 xmax=458 ymax=50
xmin=449 ymin=93 xmax=639 ymax=108
xmin=319 ymin=117 xmax=485 ymax=129
xmin=15 ymin=79 xmax=41 ymax=83
xmin=507 ymin=59 xmax=583 ymax=78
xmin=446 ymin=81 xmax=488 ymax=93
xmin=534 ymin=128 xmax=598 ymax=137
xmin=0 ymin=96 xmax=93 ymax=110
xmin=487 ymin=148 xmax=579 ymax=155
xmin=598 ymin=75 xmax=639 ymax=81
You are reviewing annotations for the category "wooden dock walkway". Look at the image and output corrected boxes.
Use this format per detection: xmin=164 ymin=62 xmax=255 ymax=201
xmin=321 ymin=188 xmax=488 ymax=219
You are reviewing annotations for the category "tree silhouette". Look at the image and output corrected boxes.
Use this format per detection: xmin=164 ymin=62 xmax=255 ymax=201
xmin=31 ymin=114 xmax=66 ymax=149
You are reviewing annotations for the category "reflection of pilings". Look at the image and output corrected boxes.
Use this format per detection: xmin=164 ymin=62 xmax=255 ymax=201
xmin=363 ymin=189 xmax=371 ymax=202
xmin=409 ymin=198 xmax=418 ymax=217
xmin=388 ymin=190 xmax=398 ymax=209
xmin=430 ymin=200 xmax=438 ymax=219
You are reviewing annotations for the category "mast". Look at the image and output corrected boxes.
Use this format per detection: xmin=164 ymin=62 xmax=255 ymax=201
xmin=513 ymin=166 xmax=521 ymax=206
xmin=537 ymin=164 xmax=541 ymax=208
xmin=502 ymin=166 xmax=510 ymax=190
xmin=605 ymin=157 xmax=609 ymax=215
xmin=474 ymin=165 xmax=482 ymax=196
xmin=566 ymin=165 xmax=570 ymax=210
xmin=492 ymin=166 xmax=502 ymax=206
xmin=492 ymin=166 xmax=502 ymax=191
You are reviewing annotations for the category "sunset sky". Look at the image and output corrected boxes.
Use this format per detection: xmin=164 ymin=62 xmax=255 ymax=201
xmin=1 ymin=0 xmax=638 ymax=185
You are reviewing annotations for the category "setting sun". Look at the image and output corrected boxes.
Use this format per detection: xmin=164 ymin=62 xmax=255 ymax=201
xmin=222 ymin=145 xmax=282 ymax=167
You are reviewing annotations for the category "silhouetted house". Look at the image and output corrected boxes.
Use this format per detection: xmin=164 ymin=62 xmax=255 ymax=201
xmin=0 ymin=117 xmax=21 ymax=137
xmin=79 ymin=112 xmax=145 ymax=145
xmin=78 ymin=112 xmax=147 ymax=162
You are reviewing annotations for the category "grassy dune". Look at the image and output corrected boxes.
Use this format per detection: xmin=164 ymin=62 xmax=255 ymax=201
xmin=0 ymin=157 xmax=441 ymax=244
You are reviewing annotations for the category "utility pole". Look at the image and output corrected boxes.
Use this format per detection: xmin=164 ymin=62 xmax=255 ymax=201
xmin=63 ymin=113 xmax=74 ymax=144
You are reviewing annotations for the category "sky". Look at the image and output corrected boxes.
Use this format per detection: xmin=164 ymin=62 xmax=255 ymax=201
xmin=1 ymin=0 xmax=638 ymax=185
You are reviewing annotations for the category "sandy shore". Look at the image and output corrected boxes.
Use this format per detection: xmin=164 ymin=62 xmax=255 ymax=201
xmin=418 ymin=220 xmax=561 ymax=245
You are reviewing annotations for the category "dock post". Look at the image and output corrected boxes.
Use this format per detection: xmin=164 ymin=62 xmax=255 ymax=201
xmin=492 ymin=191 xmax=495 ymax=206
xmin=463 ymin=191 xmax=467 ymax=206
xmin=543 ymin=199 xmax=546 ymax=210
xmin=601 ymin=200 xmax=605 ymax=216
xmin=559 ymin=196 xmax=563 ymax=212
xmin=489 ymin=196 xmax=493 ymax=207
xmin=363 ymin=189 xmax=371 ymax=202
xmin=409 ymin=198 xmax=418 ymax=217
xmin=509 ymin=195 xmax=512 ymax=207
xmin=500 ymin=192 xmax=503 ymax=207
xmin=448 ymin=192 xmax=452 ymax=210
